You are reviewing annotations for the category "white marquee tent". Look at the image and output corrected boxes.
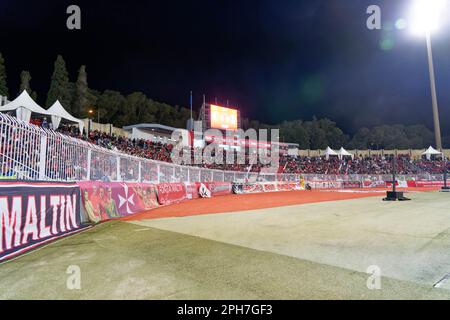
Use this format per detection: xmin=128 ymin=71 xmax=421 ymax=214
xmin=324 ymin=146 xmax=338 ymax=160
xmin=0 ymin=90 xmax=50 ymax=122
xmin=47 ymin=100 xmax=84 ymax=133
xmin=422 ymin=146 xmax=442 ymax=160
xmin=338 ymin=147 xmax=354 ymax=159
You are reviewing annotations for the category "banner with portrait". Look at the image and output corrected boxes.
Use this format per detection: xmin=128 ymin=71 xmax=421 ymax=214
xmin=78 ymin=181 xmax=159 ymax=222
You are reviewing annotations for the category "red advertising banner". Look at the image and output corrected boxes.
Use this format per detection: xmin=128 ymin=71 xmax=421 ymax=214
xmin=415 ymin=180 xmax=447 ymax=188
xmin=363 ymin=180 xmax=387 ymax=188
xmin=232 ymin=181 xmax=302 ymax=194
xmin=78 ymin=181 xmax=159 ymax=222
xmin=184 ymin=182 xmax=200 ymax=200
xmin=156 ymin=183 xmax=187 ymax=205
xmin=342 ymin=181 xmax=362 ymax=189
xmin=385 ymin=181 xmax=408 ymax=188
xmin=407 ymin=181 xmax=417 ymax=188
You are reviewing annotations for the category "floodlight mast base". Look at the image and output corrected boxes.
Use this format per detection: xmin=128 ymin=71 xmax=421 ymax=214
xmin=383 ymin=154 xmax=411 ymax=201
xmin=442 ymin=156 xmax=450 ymax=192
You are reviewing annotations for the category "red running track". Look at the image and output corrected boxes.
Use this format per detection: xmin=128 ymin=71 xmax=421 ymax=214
xmin=123 ymin=188 xmax=439 ymax=221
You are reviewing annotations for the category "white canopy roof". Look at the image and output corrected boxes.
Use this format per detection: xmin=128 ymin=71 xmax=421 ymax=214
xmin=47 ymin=100 xmax=84 ymax=133
xmin=338 ymin=147 xmax=353 ymax=158
xmin=0 ymin=90 xmax=50 ymax=122
xmin=325 ymin=146 xmax=338 ymax=156
xmin=324 ymin=146 xmax=338 ymax=160
xmin=422 ymin=146 xmax=441 ymax=155
xmin=422 ymin=146 xmax=442 ymax=160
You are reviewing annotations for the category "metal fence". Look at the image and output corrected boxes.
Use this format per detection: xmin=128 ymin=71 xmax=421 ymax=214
xmin=0 ymin=112 xmax=443 ymax=184
xmin=0 ymin=113 xmax=298 ymax=183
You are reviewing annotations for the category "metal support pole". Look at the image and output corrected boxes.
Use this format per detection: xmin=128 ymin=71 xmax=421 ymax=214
xmin=38 ymin=135 xmax=47 ymax=180
xmin=392 ymin=155 xmax=396 ymax=193
xmin=443 ymin=154 xmax=449 ymax=190
xmin=426 ymin=33 xmax=443 ymax=151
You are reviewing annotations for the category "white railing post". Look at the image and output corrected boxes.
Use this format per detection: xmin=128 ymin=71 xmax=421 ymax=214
xmin=116 ymin=156 xmax=121 ymax=181
xmin=86 ymin=149 xmax=92 ymax=180
xmin=138 ymin=161 xmax=142 ymax=182
xmin=38 ymin=135 xmax=47 ymax=180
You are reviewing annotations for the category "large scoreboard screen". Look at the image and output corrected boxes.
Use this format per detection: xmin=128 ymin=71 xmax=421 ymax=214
xmin=210 ymin=104 xmax=238 ymax=130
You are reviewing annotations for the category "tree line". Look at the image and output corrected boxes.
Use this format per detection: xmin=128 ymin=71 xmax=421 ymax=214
xmin=0 ymin=52 xmax=447 ymax=149
xmin=243 ymin=118 xmax=447 ymax=150
xmin=0 ymin=54 xmax=194 ymax=129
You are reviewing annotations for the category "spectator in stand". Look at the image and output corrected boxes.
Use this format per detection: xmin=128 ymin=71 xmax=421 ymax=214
xmin=41 ymin=117 xmax=49 ymax=129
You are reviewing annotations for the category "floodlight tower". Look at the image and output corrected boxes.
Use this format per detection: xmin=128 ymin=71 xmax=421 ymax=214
xmin=409 ymin=0 xmax=447 ymax=151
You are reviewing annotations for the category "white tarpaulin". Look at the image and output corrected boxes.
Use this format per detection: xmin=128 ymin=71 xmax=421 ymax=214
xmin=0 ymin=90 xmax=49 ymax=122
xmin=338 ymin=147 xmax=353 ymax=159
xmin=324 ymin=146 xmax=338 ymax=160
xmin=422 ymin=146 xmax=442 ymax=160
xmin=47 ymin=100 xmax=84 ymax=133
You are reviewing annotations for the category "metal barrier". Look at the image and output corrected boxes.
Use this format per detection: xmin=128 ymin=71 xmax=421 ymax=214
xmin=0 ymin=112 xmax=444 ymax=183
xmin=0 ymin=113 xmax=297 ymax=183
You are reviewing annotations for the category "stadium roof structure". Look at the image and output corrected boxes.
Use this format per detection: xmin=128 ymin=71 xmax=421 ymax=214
xmin=122 ymin=123 xmax=180 ymax=134
xmin=0 ymin=90 xmax=50 ymax=122
xmin=47 ymin=100 xmax=84 ymax=133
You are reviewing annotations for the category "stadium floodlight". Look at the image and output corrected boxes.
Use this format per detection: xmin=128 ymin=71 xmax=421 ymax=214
xmin=409 ymin=0 xmax=447 ymax=36
xmin=408 ymin=0 xmax=448 ymax=150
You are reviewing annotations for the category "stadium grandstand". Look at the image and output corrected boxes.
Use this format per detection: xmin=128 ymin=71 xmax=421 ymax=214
xmin=0 ymin=107 xmax=448 ymax=182
xmin=4 ymin=0 xmax=450 ymax=304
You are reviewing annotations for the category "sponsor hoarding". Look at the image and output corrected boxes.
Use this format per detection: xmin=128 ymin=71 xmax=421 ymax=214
xmin=0 ymin=182 xmax=87 ymax=262
xmin=156 ymin=183 xmax=187 ymax=205
xmin=78 ymin=181 xmax=159 ymax=222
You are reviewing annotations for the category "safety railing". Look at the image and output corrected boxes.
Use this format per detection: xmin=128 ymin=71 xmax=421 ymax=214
xmin=0 ymin=113 xmax=298 ymax=183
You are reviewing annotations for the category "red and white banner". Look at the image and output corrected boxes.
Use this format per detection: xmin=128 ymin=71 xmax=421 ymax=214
xmin=414 ymin=180 xmax=448 ymax=188
xmin=233 ymin=181 xmax=302 ymax=194
xmin=184 ymin=182 xmax=200 ymax=200
xmin=363 ymin=180 xmax=387 ymax=188
xmin=196 ymin=182 xmax=232 ymax=196
xmin=156 ymin=183 xmax=187 ymax=205
xmin=385 ymin=180 xmax=408 ymax=188
xmin=263 ymin=183 xmax=277 ymax=192
xmin=276 ymin=182 xmax=301 ymax=191
xmin=307 ymin=181 xmax=343 ymax=189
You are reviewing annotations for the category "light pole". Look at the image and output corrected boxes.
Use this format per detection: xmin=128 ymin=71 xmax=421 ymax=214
xmin=425 ymin=32 xmax=442 ymax=150
xmin=409 ymin=0 xmax=447 ymax=151
xmin=88 ymin=109 xmax=94 ymax=133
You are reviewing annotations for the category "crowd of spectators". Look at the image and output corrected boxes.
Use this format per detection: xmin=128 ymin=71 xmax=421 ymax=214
xmin=2 ymin=114 xmax=448 ymax=183
xmin=55 ymin=125 xmax=449 ymax=176
xmin=279 ymin=154 xmax=449 ymax=175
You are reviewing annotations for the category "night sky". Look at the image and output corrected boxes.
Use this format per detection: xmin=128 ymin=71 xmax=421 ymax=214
xmin=1 ymin=0 xmax=450 ymax=134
